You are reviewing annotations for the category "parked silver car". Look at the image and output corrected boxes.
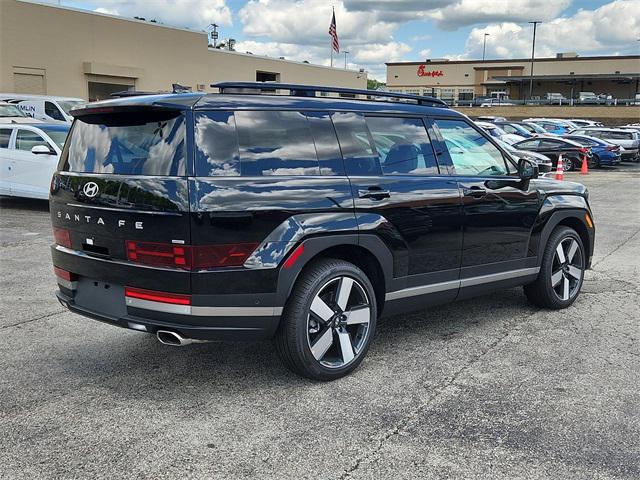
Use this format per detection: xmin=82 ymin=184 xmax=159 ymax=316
xmin=570 ymin=127 xmax=640 ymax=162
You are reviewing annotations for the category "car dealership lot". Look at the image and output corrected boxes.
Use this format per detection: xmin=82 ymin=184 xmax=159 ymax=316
xmin=1 ymin=166 xmax=639 ymax=479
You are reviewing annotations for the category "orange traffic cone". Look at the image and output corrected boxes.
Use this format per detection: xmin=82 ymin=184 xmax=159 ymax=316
xmin=555 ymin=154 xmax=564 ymax=181
xmin=580 ymin=155 xmax=589 ymax=175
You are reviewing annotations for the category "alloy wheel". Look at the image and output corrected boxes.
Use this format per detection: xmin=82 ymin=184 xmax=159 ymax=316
xmin=306 ymin=276 xmax=372 ymax=368
xmin=551 ymin=237 xmax=584 ymax=301
xmin=562 ymin=157 xmax=573 ymax=171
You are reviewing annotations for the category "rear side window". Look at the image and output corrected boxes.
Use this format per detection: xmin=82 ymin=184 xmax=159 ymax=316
xmin=332 ymin=112 xmax=380 ymax=176
xmin=602 ymin=131 xmax=634 ymax=140
xmin=235 ymin=110 xmax=319 ymax=176
xmin=64 ymin=111 xmax=186 ymax=175
xmin=365 ymin=116 xmax=438 ymax=175
xmin=0 ymin=128 xmax=11 ymax=148
xmin=194 ymin=111 xmax=240 ymax=176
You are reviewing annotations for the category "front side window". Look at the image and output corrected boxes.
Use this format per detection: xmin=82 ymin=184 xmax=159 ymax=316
xmin=235 ymin=110 xmax=319 ymax=176
xmin=434 ymin=119 xmax=509 ymax=176
xmin=0 ymin=128 xmax=12 ymax=148
xmin=45 ymin=101 xmax=66 ymax=121
xmin=365 ymin=116 xmax=438 ymax=175
xmin=64 ymin=111 xmax=186 ymax=175
xmin=16 ymin=130 xmax=49 ymax=152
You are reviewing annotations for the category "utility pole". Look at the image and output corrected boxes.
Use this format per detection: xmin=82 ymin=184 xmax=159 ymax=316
xmin=528 ymin=21 xmax=541 ymax=102
xmin=482 ymin=33 xmax=489 ymax=61
xmin=343 ymin=50 xmax=349 ymax=69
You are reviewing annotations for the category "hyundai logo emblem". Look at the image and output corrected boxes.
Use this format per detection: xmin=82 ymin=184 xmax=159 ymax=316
xmin=82 ymin=182 xmax=99 ymax=198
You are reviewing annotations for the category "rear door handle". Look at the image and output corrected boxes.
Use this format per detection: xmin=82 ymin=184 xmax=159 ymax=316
xmin=358 ymin=188 xmax=391 ymax=200
xmin=463 ymin=186 xmax=487 ymax=198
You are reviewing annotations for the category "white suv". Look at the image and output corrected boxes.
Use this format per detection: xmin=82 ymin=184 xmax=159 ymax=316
xmin=0 ymin=123 xmax=70 ymax=199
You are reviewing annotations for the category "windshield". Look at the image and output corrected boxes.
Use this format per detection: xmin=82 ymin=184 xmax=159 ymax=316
xmin=57 ymin=100 xmax=85 ymax=115
xmin=64 ymin=111 xmax=186 ymax=175
xmin=0 ymin=104 xmax=26 ymax=118
xmin=40 ymin=125 xmax=70 ymax=150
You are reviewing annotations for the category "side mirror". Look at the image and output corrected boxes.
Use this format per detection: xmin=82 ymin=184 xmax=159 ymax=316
xmin=31 ymin=144 xmax=54 ymax=155
xmin=518 ymin=158 xmax=538 ymax=181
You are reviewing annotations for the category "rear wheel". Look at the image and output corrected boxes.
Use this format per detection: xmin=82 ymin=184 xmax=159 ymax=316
xmin=274 ymin=258 xmax=377 ymax=380
xmin=524 ymin=226 xmax=585 ymax=309
xmin=562 ymin=156 xmax=573 ymax=172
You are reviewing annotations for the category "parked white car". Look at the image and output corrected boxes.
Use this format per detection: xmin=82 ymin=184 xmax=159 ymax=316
xmin=475 ymin=121 xmax=525 ymax=144
xmin=0 ymin=123 xmax=70 ymax=199
xmin=0 ymin=102 xmax=44 ymax=124
xmin=0 ymin=94 xmax=85 ymax=122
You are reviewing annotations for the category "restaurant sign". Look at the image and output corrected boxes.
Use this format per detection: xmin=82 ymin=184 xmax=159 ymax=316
xmin=417 ymin=65 xmax=444 ymax=77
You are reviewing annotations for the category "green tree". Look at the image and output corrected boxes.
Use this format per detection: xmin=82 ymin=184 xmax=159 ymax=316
xmin=367 ymin=79 xmax=387 ymax=90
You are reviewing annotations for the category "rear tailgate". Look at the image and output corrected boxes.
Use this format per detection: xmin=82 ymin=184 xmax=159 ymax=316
xmin=50 ymin=105 xmax=191 ymax=293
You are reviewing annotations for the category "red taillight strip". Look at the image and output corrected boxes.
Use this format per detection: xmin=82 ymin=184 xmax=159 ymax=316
xmin=54 ymin=266 xmax=77 ymax=281
xmin=125 ymin=287 xmax=191 ymax=305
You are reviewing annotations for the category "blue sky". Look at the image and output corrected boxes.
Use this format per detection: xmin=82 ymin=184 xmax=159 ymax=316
xmin=39 ymin=0 xmax=640 ymax=80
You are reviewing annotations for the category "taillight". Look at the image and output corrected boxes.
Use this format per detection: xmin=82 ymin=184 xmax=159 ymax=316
xmin=125 ymin=241 xmax=258 ymax=270
xmin=125 ymin=286 xmax=191 ymax=305
xmin=578 ymin=147 xmax=589 ymax=153
xmin=53 ymin=228 xmax=72 ymax=248
xmin=53 ymin=266 xmax=77 ymax=281
xmin=126 ymin=241 xmax=190 ymax=269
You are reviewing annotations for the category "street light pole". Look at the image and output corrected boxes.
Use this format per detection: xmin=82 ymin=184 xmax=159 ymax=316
xmin=482 ymin=33 xmax=489 ymax=61
xmin=528 ymin=21 xmax=541 ymax=102
xmin=343 ymin=50 xmax=349 ymax=69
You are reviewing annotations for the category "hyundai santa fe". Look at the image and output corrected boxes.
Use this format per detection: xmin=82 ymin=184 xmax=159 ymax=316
xmin=50 ymin=83 xmax=595 ymax=380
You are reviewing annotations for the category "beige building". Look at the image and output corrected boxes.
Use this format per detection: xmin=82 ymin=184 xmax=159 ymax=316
xmin=387 ymin=54 xmax=639 ymax=102
xmin=0 ymin=0 xmax=366 ymax=101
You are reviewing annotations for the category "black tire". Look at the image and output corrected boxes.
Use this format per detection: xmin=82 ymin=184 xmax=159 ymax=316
xmin=562 ymin=156 xmax=573 ymax=172
xmin=274 ymin=258 xmax=377 ymax=381
xmin=524 ymin=226 xmax=586 ymax=309
xmin=592 ymin=155 xmax=601 ymax=169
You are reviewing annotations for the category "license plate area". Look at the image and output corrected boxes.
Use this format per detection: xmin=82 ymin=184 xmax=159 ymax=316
xmin=74 ymin=277 xmax=127 ymax=318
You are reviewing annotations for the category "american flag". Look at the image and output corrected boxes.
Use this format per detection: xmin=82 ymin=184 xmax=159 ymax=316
xmin=329 ymin=10 xmax=339 ymax=53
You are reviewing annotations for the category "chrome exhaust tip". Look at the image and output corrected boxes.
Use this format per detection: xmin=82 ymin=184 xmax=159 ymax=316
xmin=156 ymin=330 xmax=207 ymax=346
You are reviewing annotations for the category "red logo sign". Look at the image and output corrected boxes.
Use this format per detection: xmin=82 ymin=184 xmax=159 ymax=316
xmin=417 ymin=65 xmax=444 ymax=77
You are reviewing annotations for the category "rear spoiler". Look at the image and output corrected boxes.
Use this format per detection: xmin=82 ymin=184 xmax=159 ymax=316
xmin=69 ymin=105 xmax=185 ymax=126
xmin=70 ymin=93 xmax=205 ymax=118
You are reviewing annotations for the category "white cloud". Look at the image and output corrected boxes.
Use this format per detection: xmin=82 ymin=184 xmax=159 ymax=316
xmin=91 ymin=0 xmax=232 ymax=28
xmin=459 ymin=0 xmax=640 ymax=59
xmin=419 ymin=48 xmax=432 ymax=59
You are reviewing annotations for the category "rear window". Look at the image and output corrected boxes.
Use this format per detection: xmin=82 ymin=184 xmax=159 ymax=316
xmin=63 ymin=110 xmax=186 ymax=175
xmin=601 ymin=131 xmax=634 ymax=140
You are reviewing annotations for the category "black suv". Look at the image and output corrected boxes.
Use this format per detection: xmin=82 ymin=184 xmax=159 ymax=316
xmin=50 ymin=83 xmax=595 ymax=380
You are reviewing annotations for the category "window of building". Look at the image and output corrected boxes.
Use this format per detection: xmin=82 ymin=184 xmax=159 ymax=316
xmin=256 ymin=71 xmax=279 ymax=82
xmin=331 ymin=111 xmax=380 ymax=176
xmin=440 ymin=88 xmax=455 ymax=102
xmin=235 ymin=110 xmax=320 ymax=176
xmin=365 ymin=116 xmax=438 ymax=175
xmin=433 ymin=119 xmax=509 ymax=176
xmin=16 ymin=129 xmax=49 ymax=152
xmin=458 ymin=89 xmax=474 ymax=101
xmin=0 ymin=129 xmax=12 ymax=148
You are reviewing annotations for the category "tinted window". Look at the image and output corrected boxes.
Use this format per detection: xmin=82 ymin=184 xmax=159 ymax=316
xmin=539 ymin=139 xmax=562 ymax=148
xmin=501 ymin=124 xmax=517 ymax=134
xmin=602 ymin=131 xmax=634 ymax=140
xmin=64 ymin=111 xmax=186 ymax=175
xmin=16 ymin=130 xmax=49 ymax=151
xmin=45 ymin=101 xmax=66 ymax=121
xmin=515 ymin=139 xmax=540 ymax=149
xmin=567 ymin=136 xmax=597 ymax=146
xmin=305 ymin=111 xmax=344 ymax=175
xmin=332 ymin=112 xmax=380 ymax=176
xmin=0 ymin=128 xmax=11 ymax=148
xmin=195 ymin=111 xmax=240 ymax=176
xmin=365 ymin=116 xmax=438 ymax=175
xmin=434 ymin=119 xmax=509 ymax=176
xmin=235 ymin=110 xmax=319 ymax=176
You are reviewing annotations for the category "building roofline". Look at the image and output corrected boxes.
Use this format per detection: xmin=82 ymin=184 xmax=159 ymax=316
xmin=386 ymin=55 xmax=640 ymax=66
xmin=16 ymin=0 xmax=361 ymax=74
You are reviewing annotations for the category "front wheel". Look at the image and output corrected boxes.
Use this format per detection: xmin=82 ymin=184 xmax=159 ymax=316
xmin=274 ymin=258 xmax=377 ymax=380
xmin=524 ymin=226 xmax=585 ymax=309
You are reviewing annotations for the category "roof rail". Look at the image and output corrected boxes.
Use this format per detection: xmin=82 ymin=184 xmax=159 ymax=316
xmin=212 ymin=82 xmax=448 ymax=107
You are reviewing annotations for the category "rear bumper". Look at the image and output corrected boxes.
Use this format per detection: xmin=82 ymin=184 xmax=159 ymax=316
xmin=56 ymin=288 xmax=281 ymax=340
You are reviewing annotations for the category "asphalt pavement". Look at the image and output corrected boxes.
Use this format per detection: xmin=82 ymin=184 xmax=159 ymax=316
xmin=1 ymin=164 xmax=638 ymax=479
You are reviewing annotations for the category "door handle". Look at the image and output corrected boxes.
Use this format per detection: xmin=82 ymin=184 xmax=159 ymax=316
xmin=463 ymin=186 xmax=487 ymax=198
xmin=358 ymin=187 xmax=391 ymax=200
